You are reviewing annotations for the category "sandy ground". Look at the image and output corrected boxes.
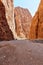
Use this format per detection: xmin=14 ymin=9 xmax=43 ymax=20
xmin=0 ymin=40 xmax=43 ymax=65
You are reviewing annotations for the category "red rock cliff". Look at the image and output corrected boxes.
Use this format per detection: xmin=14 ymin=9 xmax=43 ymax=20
xmin=0 ymin=0 xmax=14 ymax=40
xmin=14 ymin=7 xmax=32 ymax=39
xmin=29 ymin=0 xmax=43 ymax=40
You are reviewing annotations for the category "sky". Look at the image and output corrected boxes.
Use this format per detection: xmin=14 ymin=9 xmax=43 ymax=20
xmin=14 ymin=0 xmax=40 ymax=16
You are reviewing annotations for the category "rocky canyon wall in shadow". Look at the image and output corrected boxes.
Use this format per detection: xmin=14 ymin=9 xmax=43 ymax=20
xmin=0 ymin=0 xmax=14 ymax=40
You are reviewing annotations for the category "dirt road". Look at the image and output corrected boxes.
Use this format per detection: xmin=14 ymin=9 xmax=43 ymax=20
xmin=0 ymin=40 xmax=43 ymax=65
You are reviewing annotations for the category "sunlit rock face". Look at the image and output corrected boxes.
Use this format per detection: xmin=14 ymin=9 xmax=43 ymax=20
xmin=0 ymin=0 xmax=25 ymax=40
xmin=0 ymin=0 xmax=14 ymax=40
xmin=0 ymin=0 xmax=21 ymax=40
xmin=29 ymin=0 xmax=43 ymax=40
xmin=0 ymin=0 xmax=32 ymax=40
xmin=14 ymin=7 xmax=32 ymax=39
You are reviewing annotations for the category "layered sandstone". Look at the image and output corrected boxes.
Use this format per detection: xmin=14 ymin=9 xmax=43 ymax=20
xmin=14 ymin=7 xmax=32 ymax=39
xmin=0 ymin=0 xmax=14 ymax=40
xmin=0 ymin=0 xmax=32 ymax=40
xmin=29 ymin=0 xmax=43 ymax=40
xmin=0 ymin=0 xmax=22 ymax=40
xmin=0 ymin=40 xmax=43 ymax=65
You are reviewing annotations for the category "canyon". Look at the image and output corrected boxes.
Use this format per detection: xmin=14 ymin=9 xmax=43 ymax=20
xmin=0 ymin=0 xmax=43 ymax=65
xmin=0 ymin=0 xmax=32 ymax=40
xmin=0 ymin=0 xmax=43 ymax=40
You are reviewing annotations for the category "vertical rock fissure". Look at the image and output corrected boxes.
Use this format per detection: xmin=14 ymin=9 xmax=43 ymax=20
xmin=36 ymin=12 xmax=39 ymax=39
xmin=7 ymin=0 xmax=9 ymax=8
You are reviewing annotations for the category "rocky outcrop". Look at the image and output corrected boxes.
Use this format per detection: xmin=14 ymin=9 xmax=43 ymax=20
xmin=0 ymin=0 xmax=22 ymax=40
xmin=0 ymin=40 xmax=43 ymax=65
xmin=14 ymin=7 xmax=32 ymax=39
xmin=29 ymin=0 xmax=43 ymax=40
xmin=0 ymin=0 xmax=26 ymax=40
xmin=0 ymin=0 xmax=32 ymax=40
xmin=0 ymin=0 xmax=14 ymax=40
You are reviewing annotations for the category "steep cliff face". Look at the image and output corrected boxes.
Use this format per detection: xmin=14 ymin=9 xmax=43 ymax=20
xmin=14 ymin=7 xmax=32 ymax=39
xmin=0 ymin=0 xmax=25 ymax=40
xmin=0 ymin=0 xmax=14 ymax=40
xmin=2 ymin=0 xmax=18 ymax=40
xmin=29 ymin=0 xmax=43 ymax=40
xmin=0 ymin=0 xmax=32 ymax=40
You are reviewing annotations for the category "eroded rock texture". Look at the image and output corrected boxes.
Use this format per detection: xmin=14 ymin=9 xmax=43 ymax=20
xmin=29 ymin=0 xmax=43 ymax=40
xmin=14 ymin=7 xmax=32 ymax=39
xmin=0 ymin=0 xmax=14 ymax=40
xmin=0 ymin=40 xmax=43 ymax=65
xmin=0 ymin=0 xmax=32 ymax=40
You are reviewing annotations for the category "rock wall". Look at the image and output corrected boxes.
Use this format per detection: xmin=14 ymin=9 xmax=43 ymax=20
xmin=14 ymin=7 xmax=32 ymax=39
xmin=0 ymin=0 xmax=32 ymax=40
xmin=29 ymin=0 xmax=43 ymax=40
xmin=0 ymin=0 xmax=21 ymax=40
xmin=0 ymin=0 xmax=14 ymax=40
